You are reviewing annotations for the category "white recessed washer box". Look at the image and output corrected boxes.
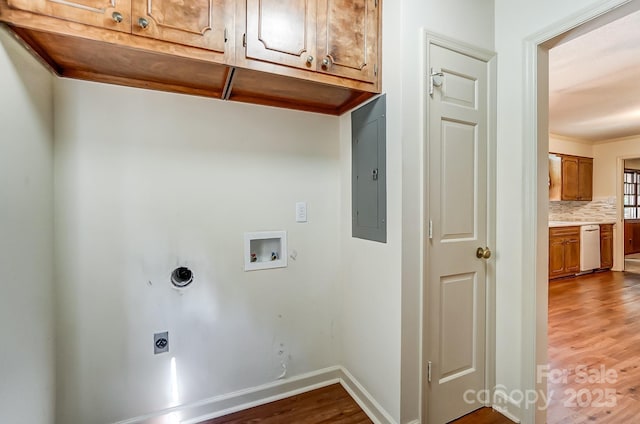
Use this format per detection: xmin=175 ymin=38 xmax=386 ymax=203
xmin=244 ymin=231 xmax=287 ymax=271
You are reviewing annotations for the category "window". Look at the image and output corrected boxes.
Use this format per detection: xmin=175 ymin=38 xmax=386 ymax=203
xmin=624 ymin=169 xmax=640 ymax=219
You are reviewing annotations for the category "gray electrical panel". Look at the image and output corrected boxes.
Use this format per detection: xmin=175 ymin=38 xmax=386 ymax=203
xmin=352 ymin=95 xmax=386 ymax=243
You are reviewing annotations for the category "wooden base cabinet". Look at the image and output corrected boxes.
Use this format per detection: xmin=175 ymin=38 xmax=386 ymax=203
xmin=624 ymin=220 xmax=640 ymax=255
xmin=549 ymin=226 xmax=580 ymax=279
xmin=600 ymin=224 xmax=613 ymax=269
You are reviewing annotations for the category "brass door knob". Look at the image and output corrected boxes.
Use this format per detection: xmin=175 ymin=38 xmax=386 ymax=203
xmin=476 ymin=247 xmax=492 ymax=259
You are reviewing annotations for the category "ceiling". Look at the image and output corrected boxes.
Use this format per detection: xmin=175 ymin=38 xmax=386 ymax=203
xmin=549 ymin=9 xmax=640 ymax=142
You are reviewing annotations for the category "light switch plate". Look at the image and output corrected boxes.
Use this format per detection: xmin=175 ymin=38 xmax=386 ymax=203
xmin=296 ymin=202 xmax=307 ymax=222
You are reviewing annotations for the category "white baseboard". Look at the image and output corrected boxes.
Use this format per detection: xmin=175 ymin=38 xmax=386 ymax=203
xmin=492 ymin=390 xmax=522 ymax=423
xmin=112 ymin=366 xmax=397 ymax=424
xmin=338 ymin=367 xmax=396 ymax=424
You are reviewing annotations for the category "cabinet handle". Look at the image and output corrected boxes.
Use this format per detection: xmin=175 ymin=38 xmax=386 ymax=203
xmin=306 ymin=55 xmax=314 ymax=64
xmin=322 ymin=56 xmax=332 ymax=69
xmin=112 ymin=11 xmax=123 ymax=23
xmin=138 ymin=17 xmax=149 ymax=29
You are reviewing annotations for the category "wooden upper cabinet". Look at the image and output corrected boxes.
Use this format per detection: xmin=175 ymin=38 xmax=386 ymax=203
xmin=551 ymin=153 xmax=593 ymax=201
xmin=578 ymin=157 xmax=593 ymax=201
xmin=316 ymin=0 xmax=379 ymax=84
xmin=244 ymin=0 xmax=380 ymax=85
xmin=132 ymin=0 xmax=228 ymax=53
xmin=561 ymin=156 xmax=579 ymax=200
xmin=7 ymin=0 xmax=132 ymax=31
xmin=245 ymin=0 xmax=316 ymax=70
xmin=0 ymin=0 xmax=381 ymax=114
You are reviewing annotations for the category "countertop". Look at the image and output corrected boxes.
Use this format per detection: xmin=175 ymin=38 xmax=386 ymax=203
xmin=549 ymin=220 xmax=617 ymax=228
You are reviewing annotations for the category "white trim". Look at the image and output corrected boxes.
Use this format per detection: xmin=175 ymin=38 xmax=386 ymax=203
xmin=492 ymin=390 xmax=523 ymax=423
xmin=111 ymin=366 xmax=397 ymax=424
xmin=113 ymin=366 xmax=341 ymax=424
xmin=522 ymin=1 xmax=638 ymax=423
xmin=592 ymin=133 xmax=640 ymax=145
xmin=421 ymin=29 xmax=497 ymax=423
xmin=615 ymin=154 xmax=640 ymax=271
xmin=339 ymin=367 xmax=397 ymax=424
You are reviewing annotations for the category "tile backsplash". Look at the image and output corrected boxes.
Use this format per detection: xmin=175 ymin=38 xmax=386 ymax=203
xmin=549 ymin=199 xmax=617 ymax=221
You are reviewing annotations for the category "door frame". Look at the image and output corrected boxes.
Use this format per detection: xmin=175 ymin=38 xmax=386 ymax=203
xmin=421 ymin=30 xmax=497 ymax=422
xmin=617 ymin=155 xmax=640 ymax=269
xmin=523 ymin=1 xmax=640 ymax=423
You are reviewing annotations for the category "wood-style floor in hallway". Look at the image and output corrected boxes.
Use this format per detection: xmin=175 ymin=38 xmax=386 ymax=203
xmin=199 ymin=270 xmax=640 ymax=423
xmin=546 ymin=270 xmax=640 ymax=423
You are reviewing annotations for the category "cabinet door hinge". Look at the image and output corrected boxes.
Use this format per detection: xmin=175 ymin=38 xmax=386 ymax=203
xmin=375 ymin=0 xmax=378 ymax=7
xmin=243 ymin=33 xmax=246 ymax=47
xmin=427 ymin=361 xmax=432 ymax=383
xmin=428 ymin=220 xmax=433 ymax=240
xmin=374 ymin=64 xmax=378 ymax=76
xmin=224 ymin=28 xmax=228 ymax=43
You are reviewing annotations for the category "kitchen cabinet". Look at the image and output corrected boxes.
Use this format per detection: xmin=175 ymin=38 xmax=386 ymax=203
xmin=315 ymin=0 xmax=379 ymax=84
xmin=245 ymin=0 xmax=317 ymax=71
xmin=131 ymin=0 xmax=228 ymax=53
xmin=244 ymin=0 xmax=379 ymax=85
xmin=0 ymin=0 xmax=381 ymax=115
xmin=624 ymin=219 xmax=640 ymax=255
xmin=600 ymin=224 xmax=613 ymax=269
xmin=7 ymin=0 xmax=229 ymax=53
xmin=7 ymin=0 xmax=132 ymax=32
xmin=549 ymin=154 xmax=593 ymax=201
xmin=549 ymin=226 xmax=580 ymax=279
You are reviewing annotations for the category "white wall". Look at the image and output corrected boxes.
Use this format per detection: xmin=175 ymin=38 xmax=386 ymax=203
xmin=53 ymin=79 xmax=342 ymax=423
xmin=339 ymin=1 xmax=495 ymax=423
xmin=495 ymin=0 xmax=633 ymax=421
xmin=625 ymin=158 xmax=640 ymax=170
xmin=593 ymin=136 xmax=640 ymax=198
xmin=549 ymin=133 xmax=594 ymax=157
xmin=0 ymin=29 xmax=55 ymax=423
xmin=593 ymin=136 xmax=640 ymax=271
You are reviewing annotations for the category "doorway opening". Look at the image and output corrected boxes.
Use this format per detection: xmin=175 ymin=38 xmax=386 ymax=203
xmin=525 ymin=1 xmax=640 ymax=423
xmin=623 ymin=161 xmax=640 ymax=273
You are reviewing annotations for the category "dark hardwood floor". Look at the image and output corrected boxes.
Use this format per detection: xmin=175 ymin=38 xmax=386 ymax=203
xmin=450 ymin=407 xmax=513 ymax=423
xmin=199 ymin=384 xmax=372 ymax=424
xmin=198 ymin=271 xmax=640 ymax=424
xmin=547 ymin=270 xmax=640 ymax=423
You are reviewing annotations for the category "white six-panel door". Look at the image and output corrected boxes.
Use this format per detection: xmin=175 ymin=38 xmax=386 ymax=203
xmin=426 ymin=43 xmax=490 ymax=423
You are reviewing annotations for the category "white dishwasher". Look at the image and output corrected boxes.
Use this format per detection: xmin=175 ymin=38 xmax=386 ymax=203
xmin=580 ymin=225 xmax=601 ymax=271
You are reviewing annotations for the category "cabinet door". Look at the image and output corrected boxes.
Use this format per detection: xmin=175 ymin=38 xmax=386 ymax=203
xmin=549 ymin=236 xmax=567 ymax=278
xmin=316 ymin=0 xmax=379 ymax=84
xmin=633 ymin=222 xmax=640 ymax=254
xmin=7 ymin=0 xmax=131 ymax=31
xmin=625 ymin=221 xmax=634 ymax=255
xmin=245 ymin=0 xmax=317 ymax=70
xmin=561 ymin=156 xmax=579 ymax=200
xmin=132 ymin=0 xmax=228 ymax=54
xmin=600 ymin=225 xmax=613 ymax=269
xmin=578 ymin=157 xmax=593 ymax=200
xmin=565 ymin=236 xmax=580 ymax=273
